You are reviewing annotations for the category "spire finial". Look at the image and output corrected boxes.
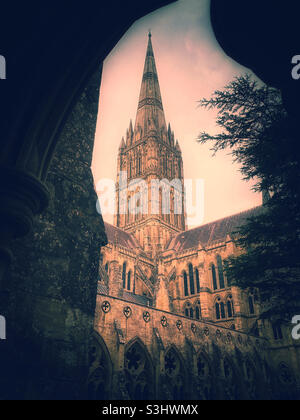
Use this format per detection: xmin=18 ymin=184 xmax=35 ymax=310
xmin=148 ymin=29 xmax=152 ymax=38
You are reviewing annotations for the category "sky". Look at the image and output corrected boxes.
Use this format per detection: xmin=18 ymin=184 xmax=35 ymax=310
xmin=92 ymin=0 xmax=262 ymax=229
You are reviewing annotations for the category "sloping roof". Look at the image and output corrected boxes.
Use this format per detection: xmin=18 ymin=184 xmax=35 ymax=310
xmin=123 ymin=291 xmax=152 ymax=306
xmin=97 ymin=283 xmax=108 ymax=295
xmin=104 ymin=222 xmax=141 ymax=250
xmin=97 ymin=284 xmax=152 ymax=306
xmin=167 ymin=207 xmax=263 ymax=252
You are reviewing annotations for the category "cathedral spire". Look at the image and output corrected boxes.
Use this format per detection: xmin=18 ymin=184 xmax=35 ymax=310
xmin=134 ymin=33 xmax=167 ymax=134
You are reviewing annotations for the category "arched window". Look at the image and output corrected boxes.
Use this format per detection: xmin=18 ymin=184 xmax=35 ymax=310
xmin=195 ymin=302 xmax=201 ymax=320
xmin=188 ymin=264 xmax=195 ymax=295
xmin=164 ymin=348 xmax=185 ymax=399
xmin=189 ymin=308 xmax=194 ymax=319
xmin=248 ymin=295 xmax=255 ymax=315
xmin=122 ymin=262 xmax=127 ymax=289
xmin=217 ymin=255 xmax=225 ymax=289
xmin=220 ymin=302 xmax=226 ymax=319
xmin=184 ymin=302 xmax=194 ymax=319
xmin=211 ymin=264 xmax=218 ymax=290
xmin=195 ymin=268 xmax=200 ymax=293
xmin=183 ymin=272 xmax=188 ymax=296
xmin=216 ymin=302 xmax=221 ymax=320
xmin=105 ymin=263 xmax=109 ymax=273
xmin=125 ymin=340 xmax=154 ymax=399
xmin=227 ymin=295 xmax=234 ymax=319
xmin=88 ymin=334 xmax=112 ymax=400
xmin=127 ymin=271 xmax=132 ymax=291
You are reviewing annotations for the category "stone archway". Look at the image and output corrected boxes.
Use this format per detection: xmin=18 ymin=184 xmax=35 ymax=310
xmin=196 ymin=352 xmax=214 ymax=400
xmin=88 ymin=333 xmax=113 ymax=400
xmin=163 ymin=346 xmax=187 ymax=400
xmin=124 ymin=338 xmax=155 ymax=400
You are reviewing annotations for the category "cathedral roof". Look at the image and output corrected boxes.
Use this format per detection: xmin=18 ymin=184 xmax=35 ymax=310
xmin=104 ymin=222 xmax=141 ymax=250
xmin=166 ymin=206 xmax=263 ymax=252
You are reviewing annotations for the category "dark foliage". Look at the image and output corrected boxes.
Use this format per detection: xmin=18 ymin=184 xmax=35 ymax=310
xmin=198 ymin=75 xmax=300 ymax=319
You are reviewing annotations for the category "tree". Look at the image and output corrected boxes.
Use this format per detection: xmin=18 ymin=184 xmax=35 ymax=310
xmin=198 ymin=74 xmax=300 ymax=320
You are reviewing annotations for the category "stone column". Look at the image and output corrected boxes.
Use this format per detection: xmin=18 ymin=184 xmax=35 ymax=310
xmin=0 ymin=167 xmax=49 ymax=288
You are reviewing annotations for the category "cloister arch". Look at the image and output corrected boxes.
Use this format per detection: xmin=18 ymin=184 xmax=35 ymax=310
xmin=88 ymin=332 xmax=113 ymax=400
xmin=164 ymin=345 xmax=187 ymax=400
xmin=196 ymin=351 xmax=213 ymax=400
xmin=124 ymin=337 xmax=155 ymax=400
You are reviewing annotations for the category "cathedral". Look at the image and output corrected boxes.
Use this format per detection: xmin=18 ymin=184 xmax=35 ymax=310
xmin=91 ymin=33 xmax=300 ymax=400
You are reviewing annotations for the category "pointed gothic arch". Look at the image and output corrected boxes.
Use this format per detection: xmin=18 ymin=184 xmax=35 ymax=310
xmin=183 ymin=271 xmax=188 ymax=297
xmin=210 ymin=263 xmax=218 ymax=290
xmin=216 ymin=254 xmax=225 ymax=289
xmin=188 ymin=263 xmax=195 ymax=295
xmin=88 ymin=332 xmax=113 ymax=400
xmin=122 ymin=262 xmax=127 ymax=289
xmin=196 ymin=351 xmax=213 ymax=400
xmin=124 ymin=337 xmax=154 ymax=400
xmin=194 ymin=300 xmax=202 ymax=320
xmin=164 ymin=345 xmax=187 ymax=400
xmin=222 ymin=356 xmax=239 ymax=400
xmin=195 ymin=267 xmax=200 ymax=293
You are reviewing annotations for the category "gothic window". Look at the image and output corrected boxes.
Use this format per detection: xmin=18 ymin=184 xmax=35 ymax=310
xmin=272 ymin=323 xmax=283 ymax=341
xmin=248 ymin=295 xmax=255 ymax=315
xmin=227 ymin=295 xmax=234 ymax=319
xmin=195 ymin=301 xmax=201 ymax=320
xmin=216 ymin=302 xmax=221 ymax=320
xmin=105 ymin=263 xmax=109 ymax=273
xmin=122 ymin=262 xmax=127 ymax=289
xmin=197 ymin=354 xmax=212 ymax=400
xmin=220 ymin=302 xmax=226 ymax=319
xmin=124 ymin=340 xmax=154 ymax=400
xmin=88 ymin=334 xmax=112 ymax=400
xmin=183 ymin=271 xmax=188 ymax=296
xmin=222 ymin=358 xmax=238 ymax=400
xmin=211 ymin=263 xmax=218 ymax=290
xmin=188 ymin=263 xmax=195 ymax=295
xmin=184 ymin=302 xmax=192 ymax=318
xmin=164 ymin=348 xmax=185 ymax=400
xmin=217 ymin=255 xmax=225 ymax=289
xmin=195 ymin=268 xmax=200 ymax=293
xmin=127 ymin=271 xmax=132 ymax=291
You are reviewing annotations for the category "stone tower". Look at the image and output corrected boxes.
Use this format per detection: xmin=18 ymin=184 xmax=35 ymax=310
xmin=114 ymin=33 xmax=186 ymax=256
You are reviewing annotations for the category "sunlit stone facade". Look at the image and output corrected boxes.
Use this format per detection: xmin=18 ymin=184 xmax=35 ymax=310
xmin=91 ymin=34 xmax=300 ymax=400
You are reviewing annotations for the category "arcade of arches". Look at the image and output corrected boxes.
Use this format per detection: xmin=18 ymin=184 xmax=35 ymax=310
xmin=0 ymin=0 xmax=300 ymax=400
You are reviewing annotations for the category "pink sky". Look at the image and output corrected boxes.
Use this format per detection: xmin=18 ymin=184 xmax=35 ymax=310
xmin=92 ymin=0 xmax=262 ymax=229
